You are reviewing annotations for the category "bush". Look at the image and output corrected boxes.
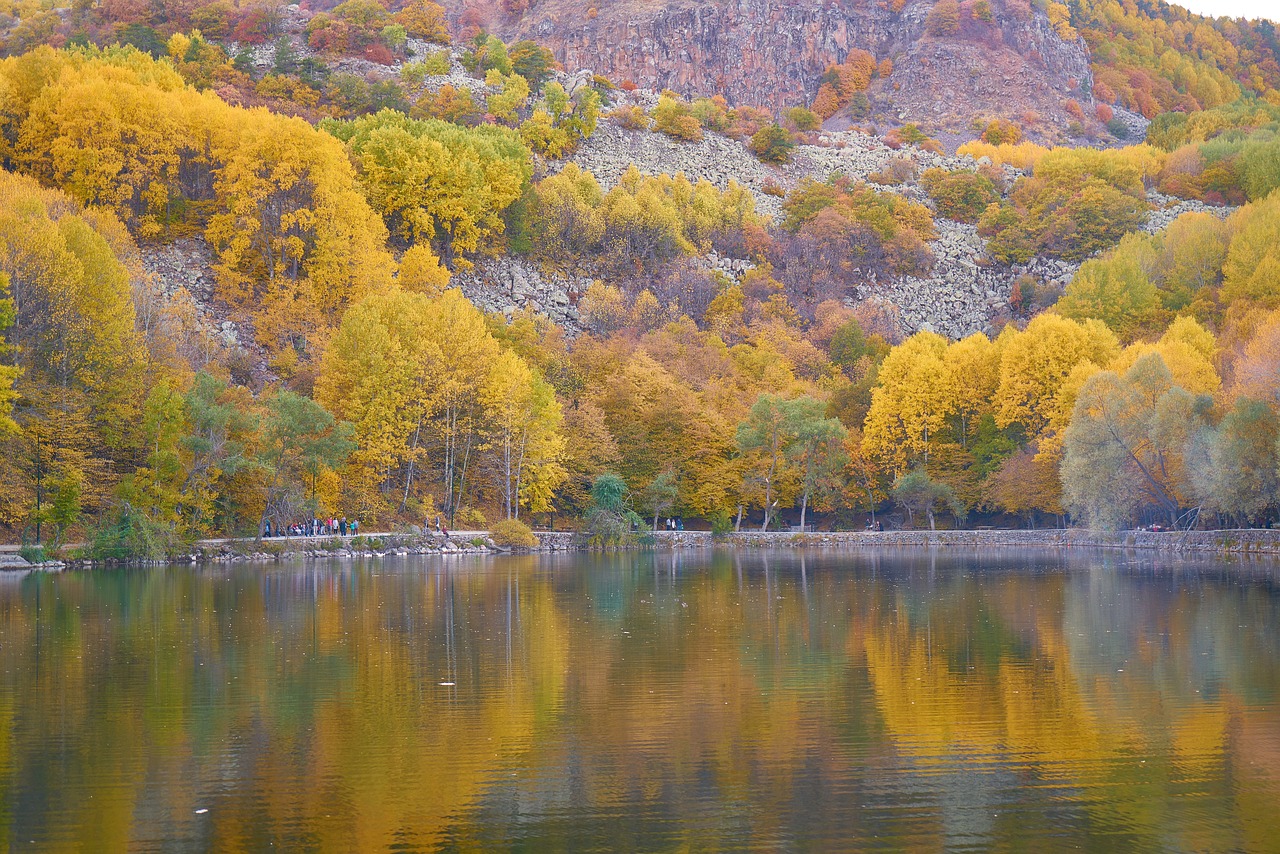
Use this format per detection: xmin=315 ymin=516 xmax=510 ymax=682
xmin=786 ymin=106 xmax=820 ymax=131
xmin=885 ymin=123 xmax=942 ymax=153
xmin=1106 ymin=117 xmax=1130 ymax=139
xmin=749 ymin=124 xmax=795 ymax=163
xmin=920 ymin=168 xmax=1001 ymax=222
xmin=980 ymin=118 xmax=1022 ymax=145
xmin=651 ymin=95 xmax=702 ymax=141
xmin=19 ymin=544 xmax=47 ymax=564
xmin=490 ymin=518 xmax=539 ymax=548
xmin=88 ymin=504 xmax=185 ymax=562
xmin=609 ymin=105 xmax=649 ymax=130
xmin=868 ymin=156 xmax=916 ymax=185
xmin=926 ymin=0 xmax=960 ymax=36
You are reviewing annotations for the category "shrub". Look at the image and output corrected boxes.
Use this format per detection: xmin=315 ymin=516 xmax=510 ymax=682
xmin=651 ymin=95 xmax=702 ymax=141
xmin=885 ymin=123 xmax=942 ymax=153
xmin=749 ymin=124 xmax=795 ymax=163
xmin=609 ymin=105 xmax=649 ymax=130
xmin=19 ymin=544 xmax=47 ymax=564
xmin=869 ymin=156 xmax=916 ymax=185
xmin=926 ymin=0 xmax=961 ymax=36
xmin=980 ymin=118 xmax=1022 ymax=145
xmin=490 ymin=518 xmax=539 ymax=548
xmin=786 ymin=106 xmax=820 ymax=131
xmin=88 ymin=504 xmax=185 ymax=562
xmin=920 ymin=168 xmax=1001 ymax=222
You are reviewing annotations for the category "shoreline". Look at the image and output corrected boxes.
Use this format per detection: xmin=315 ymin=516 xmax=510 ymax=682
xmin=4 ymin=527 xmax=1280 ymax=570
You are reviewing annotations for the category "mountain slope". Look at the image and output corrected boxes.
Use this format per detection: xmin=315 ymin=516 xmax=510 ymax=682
xmin=461 ymin=0 xmax=1098 ymax=140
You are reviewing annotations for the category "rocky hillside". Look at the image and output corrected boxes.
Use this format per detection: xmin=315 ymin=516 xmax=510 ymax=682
xmin=451 ymin=0 xmax=1099 ymax=142
xmin=459 ymin=75 xmax=1224 ymax=341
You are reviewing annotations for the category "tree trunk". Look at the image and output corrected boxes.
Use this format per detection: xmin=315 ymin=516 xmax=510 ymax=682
xmin=799 ymin=490 xmax=809 ymax=532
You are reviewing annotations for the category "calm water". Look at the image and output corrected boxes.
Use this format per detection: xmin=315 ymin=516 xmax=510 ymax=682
xmin=1 ymin=549 xmax=1278 ymax=852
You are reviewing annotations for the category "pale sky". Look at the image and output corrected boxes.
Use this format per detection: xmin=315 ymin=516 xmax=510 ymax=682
xmin=1169 ymin=0 xmax=1278 ymax=22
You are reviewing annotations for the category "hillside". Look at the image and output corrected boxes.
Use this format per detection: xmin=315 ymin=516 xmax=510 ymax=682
xmin=0 ymin=3 xmax=1278 ymax=551
xmin=452 ymin=0 xmax=1100 ymax=143
xmin=449 ymin=0 xmax=1280 ymax=142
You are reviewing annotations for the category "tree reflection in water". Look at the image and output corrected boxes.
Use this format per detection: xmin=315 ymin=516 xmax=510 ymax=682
xmin=0 ymin=550 xmax=1277 ymax=851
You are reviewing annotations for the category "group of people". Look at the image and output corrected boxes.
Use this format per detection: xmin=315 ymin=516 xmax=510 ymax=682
xmin=663 ymin=517 xmax=685 ymax=531
xmin=426 ymin=515 xmax=450 ymax=536
xmin=263 ymin=517 xmax=359 ymax=538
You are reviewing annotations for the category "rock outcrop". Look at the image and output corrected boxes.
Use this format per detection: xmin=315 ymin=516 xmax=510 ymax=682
xmin=458 ymin=0 xmax=1097 ymax=140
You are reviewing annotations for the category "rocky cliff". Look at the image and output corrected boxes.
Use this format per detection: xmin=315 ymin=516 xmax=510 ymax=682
xmin=458 ymin=0 xmax=1097 ymax=140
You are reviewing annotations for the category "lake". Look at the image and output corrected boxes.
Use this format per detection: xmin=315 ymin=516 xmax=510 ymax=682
xmin=1 ymin=549 xmax=1278 ymax=852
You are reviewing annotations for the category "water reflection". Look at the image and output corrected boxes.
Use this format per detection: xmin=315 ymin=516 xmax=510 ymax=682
xmin=1 ymin=550 xmax=1278 ymax=851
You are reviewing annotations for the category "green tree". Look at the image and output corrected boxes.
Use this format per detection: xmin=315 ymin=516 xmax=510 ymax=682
xmin=785 ymin=399 xmax=848 ymax=530
xmin=749 ymin=124 xmax=795 ymax=164
xmin=1056 ymin=233 xmax=1162 ymax=341
xmin=1197 ymin=399 xmax=1279 ymax=524
xmin=736 ymin=394 xmax=798 ymax=531
xmin=257 ymin=392 xmax=355 ymax=536
xmin=639 ymin=470 xmax=680 ymax=532
xmin=1061 ymin=354 xmax=1207 ymax=530
xmin=891 ymin=468 xmax=963 ymax=530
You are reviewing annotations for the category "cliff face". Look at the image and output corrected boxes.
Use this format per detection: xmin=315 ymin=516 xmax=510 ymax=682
xmin=459 ymin=0 xmax=1096 ymax=139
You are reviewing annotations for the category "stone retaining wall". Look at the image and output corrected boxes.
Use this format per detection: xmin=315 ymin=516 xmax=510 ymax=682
xmin=698 ymin=528 xmax=1280 ymax=555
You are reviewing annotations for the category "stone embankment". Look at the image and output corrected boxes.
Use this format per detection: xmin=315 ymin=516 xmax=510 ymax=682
xmin=694 ymin=528 xmax=1280 ymax=555
xmin=7 ymin=528 xmax=1279 ymax=571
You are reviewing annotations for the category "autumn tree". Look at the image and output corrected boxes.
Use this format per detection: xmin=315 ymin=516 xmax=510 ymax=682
xmin=891 ymin=468 xmax=963 ymax=530
xmin=863 ymin=331 xmax=954 ymax=470
xmin=1195 ymin=399 xmax=1280 ymax=524
xmin=1056 ymin=233 xmax=1163 ymax=341
xmin=1061 ymin=353 xmax=1207 ymax=530
xmin=784 ymin=399 xmax=848 ymax=530
xmin=480 ymin=349 xmax=566 ymax=520
xmin=257 ymin=391 xmax=355 ymax=536
xmin=322 ymin=110 xmax=531 ymax=265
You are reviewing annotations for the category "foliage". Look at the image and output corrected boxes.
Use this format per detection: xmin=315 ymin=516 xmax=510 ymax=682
xmin=979 ymin=146 xmax=1157 ymax=262
xmin=323 ymin=110 xmax=531 ymax=264
xmin=1061 ymin=354 xmax=1207 ymax=529
xmin=749 ymin=125 xmax=795 ymax=164
xmin=651 ymin=94 xmax=702 ymax=142
xmin=525 ymin=165 xmax=758 ymax=278
xmin=920 ymin=168 xmax=1000 ymax=223
xmin=489 ymin=518 xmax=539 ymax=548
xmin=0 ymin=47 xmax=395 ymax=362
xmin=892 ymin=468 xmax=963 ymax=530
xmin=780 ymin=175 xmax=935 ymax=279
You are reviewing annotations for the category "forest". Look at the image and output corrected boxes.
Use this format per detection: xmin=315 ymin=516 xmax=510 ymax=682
xmin=0 ymin=0 xmax=1278 ymax=557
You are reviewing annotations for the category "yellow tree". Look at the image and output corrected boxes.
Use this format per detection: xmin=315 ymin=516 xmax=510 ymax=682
xmin=316 ymin=288 xmax=441 ymax=521
xmin=994 ymin=314 xmax=1119 ymax=440
xmin=943 ymin=332 xmax=1002 ymax=447
xmin=1109 ymin=315 xmax=1220 ymax=396
xmin=420 ymin=289 xmax=503 ymax=523
xmin=480 ymin=350 xmax=566 ymax=520
xmin=0 ymin=271 xmax=20 ymax=436
xmin=863 ymin=331 xmax=955 ymax=471
xmin=1222 ymin=192 xmax=1280 ymax=311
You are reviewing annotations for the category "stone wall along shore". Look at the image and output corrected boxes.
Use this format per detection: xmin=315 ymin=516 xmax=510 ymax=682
xmin=663 ymin=528 xmax=1280 ymax=555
